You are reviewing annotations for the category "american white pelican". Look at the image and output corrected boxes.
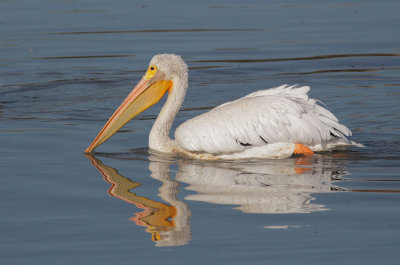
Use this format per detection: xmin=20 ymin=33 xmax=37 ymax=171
xmin=85 ymin=54 xmax=361 ymax=159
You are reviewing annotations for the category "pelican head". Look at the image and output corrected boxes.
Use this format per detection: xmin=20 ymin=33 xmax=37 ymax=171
xmin=85 ymin=54 xmax=188 ymax=153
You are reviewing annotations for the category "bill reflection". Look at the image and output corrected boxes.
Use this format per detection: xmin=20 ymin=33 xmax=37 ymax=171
xmin=87 ymin=155 xmax=191 ymax=247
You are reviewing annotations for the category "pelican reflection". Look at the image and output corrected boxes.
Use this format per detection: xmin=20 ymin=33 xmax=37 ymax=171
xmin=87 ymin=153 xmax=346 ymax=246
xmin=177 ymin=157 xmax=344 ymax=214
xmin=87 ymin=155 xmax=191 ymax=247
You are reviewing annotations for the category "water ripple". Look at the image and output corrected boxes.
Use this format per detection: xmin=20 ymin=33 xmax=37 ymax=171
xmin=193 ymin=53 xmax=400 ymax=63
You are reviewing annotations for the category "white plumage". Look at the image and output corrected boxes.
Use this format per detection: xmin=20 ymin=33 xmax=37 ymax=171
xmin=86 ymin=54 xmax=362 ymax=159
xmin=175 ymin=84 xmax=355 ymax=157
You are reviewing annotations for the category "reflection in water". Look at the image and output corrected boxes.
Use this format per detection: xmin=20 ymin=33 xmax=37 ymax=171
xmin=87 ymin=155 xmax=191 ymax=247
xmin=87 ymin=154 xmax=346 ymax=246
xmin=177 ymin=158 xmax=345 ymax=214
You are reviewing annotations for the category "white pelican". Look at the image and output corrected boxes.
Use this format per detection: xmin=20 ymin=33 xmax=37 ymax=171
xmin=85 ymin=54 xmax=361 ymax=159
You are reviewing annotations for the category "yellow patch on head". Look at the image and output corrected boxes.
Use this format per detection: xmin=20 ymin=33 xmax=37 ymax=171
xmin=144 ymin=65 xmax=157 ymax=79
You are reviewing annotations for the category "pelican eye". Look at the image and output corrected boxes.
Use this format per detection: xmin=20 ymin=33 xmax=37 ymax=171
xmin=145 ymin=65 xmax=157 ymax=79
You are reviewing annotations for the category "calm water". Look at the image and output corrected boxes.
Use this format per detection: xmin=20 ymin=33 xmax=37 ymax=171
xmin=1 ymin=0 xmax=400 ymax=264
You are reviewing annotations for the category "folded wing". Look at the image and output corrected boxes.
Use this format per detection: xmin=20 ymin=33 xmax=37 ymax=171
xmin=175 ymin=85 xmax=351 ymax=154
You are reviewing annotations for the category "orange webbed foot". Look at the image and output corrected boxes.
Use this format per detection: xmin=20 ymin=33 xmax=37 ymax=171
xmin=293 ymin=144 xmax=314 ymax=156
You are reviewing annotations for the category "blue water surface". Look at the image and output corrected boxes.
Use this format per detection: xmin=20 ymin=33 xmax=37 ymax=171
xmin=1 ymin=0 xmax=400 ymax=264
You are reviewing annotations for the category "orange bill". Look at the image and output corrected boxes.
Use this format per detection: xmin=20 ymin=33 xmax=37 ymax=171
xmin=85 ymin=69 xmax=172 ymax=153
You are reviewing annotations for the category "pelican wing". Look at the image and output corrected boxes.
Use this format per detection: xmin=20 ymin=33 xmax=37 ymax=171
xmin=175 ymin=85 xmax=351 ymax=154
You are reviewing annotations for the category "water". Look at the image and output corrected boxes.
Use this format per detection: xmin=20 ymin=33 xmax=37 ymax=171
xmin=1 ymin=0 xmax=400 ymax=264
